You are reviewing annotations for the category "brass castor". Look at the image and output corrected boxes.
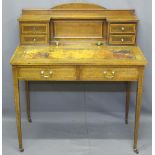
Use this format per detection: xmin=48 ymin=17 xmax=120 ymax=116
xmin=28 ymin=118 xmax=32 ymax=123
xmin=133 ymin=148 xmax=139 ymax=154
xmin=19 ymin=148 xmax=24 ymax=152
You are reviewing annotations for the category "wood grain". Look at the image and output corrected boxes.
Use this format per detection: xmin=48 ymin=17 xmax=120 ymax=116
xmin=12 ymin=66 xmax=24 ymax=152
xmin=125 ymin=82 xmax=131 ymax=124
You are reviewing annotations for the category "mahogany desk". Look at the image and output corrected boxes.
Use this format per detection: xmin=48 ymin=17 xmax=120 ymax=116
xmin=10 ymin=3 xmax=147 ymax=153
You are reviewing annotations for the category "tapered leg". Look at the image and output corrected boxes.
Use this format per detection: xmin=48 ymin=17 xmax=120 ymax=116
xmin=133 ymin=68 xmax=144 ymax=154
xmin=125 ymin=82 xmax=131 ymax=124
xmin=13 ymin=67 xmax=24 ymax=152
xmin=25 ymin=81 xmax=32 ymax=123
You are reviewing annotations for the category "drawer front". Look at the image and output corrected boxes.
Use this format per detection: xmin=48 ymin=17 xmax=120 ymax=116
xmin=109 ymin=35 xmax=135 ymax=45
xmin=18 ymin=66 xmax=77 ymax=80
xmin=21 ymin=23 xmax=48 ymax=34
xmin=110 ymin=24 xmax=136 ymax=33
xmin=80 ymin=67 xmax=139 ymax=81
xmin=21 ymin=35 xmax=48 ymax=45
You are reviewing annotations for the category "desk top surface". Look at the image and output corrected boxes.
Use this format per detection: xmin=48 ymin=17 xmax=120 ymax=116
xmin=10 ymin=43 xmax=147 ymax=66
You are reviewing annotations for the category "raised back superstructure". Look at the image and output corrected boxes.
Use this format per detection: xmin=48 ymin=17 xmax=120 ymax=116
xmin=19 ymin=3 xmax=138 ymax=45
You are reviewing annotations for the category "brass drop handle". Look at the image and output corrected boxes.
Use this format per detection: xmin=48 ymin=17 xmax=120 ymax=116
xmin=121 ymin=26 xmax=125 ymax=31
xmin=40 ymin=70 xmax=53 ymax=78
xmin=103 ymin=71 xmax=115 ymax=79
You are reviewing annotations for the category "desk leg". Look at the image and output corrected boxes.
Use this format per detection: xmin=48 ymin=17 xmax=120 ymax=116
xmin=125 ymin=82 xmax=131 ymax=124
xmin=25 ymin=81 xmax=32 ymax=123
xmin=133 ymin=68 xmax=144 ymax=154
xmin=13 ymin=67 xmax=24 ymax=152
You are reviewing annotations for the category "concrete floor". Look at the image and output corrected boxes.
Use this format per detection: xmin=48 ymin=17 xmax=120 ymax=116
xmin=2 ymin=112 xmax=152 ymax=155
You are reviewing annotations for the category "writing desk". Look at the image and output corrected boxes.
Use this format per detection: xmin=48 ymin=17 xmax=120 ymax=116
xmin=10 ymin=3 xmax=147 ymax=153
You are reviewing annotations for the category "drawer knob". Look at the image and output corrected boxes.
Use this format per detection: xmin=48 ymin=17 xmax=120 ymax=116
xmin=33 ymin=38 xmax=36 ymax=42
xmin=49 ymin=71 xmax=53 ymax=75
xmin=103 ymin=71 xmax=115 ymax=79
xmin=121 ymin=27 xmax=125 ymax=31
xmin=40 ymin=70 xmax=44 ymax=75
xmin=40 ymin=70 xmax=53 ymax=78
xmin=121 ymin=38 xmax=124 ymax=42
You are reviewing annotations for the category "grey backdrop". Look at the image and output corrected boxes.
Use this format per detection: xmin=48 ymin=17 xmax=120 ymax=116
xmin=2 ymin=0 xmax=152 ymax=114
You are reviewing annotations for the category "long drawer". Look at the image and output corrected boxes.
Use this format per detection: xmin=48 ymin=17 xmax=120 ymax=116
xmin=18 ymin=66 xmax=77 ymax=80
xmin=109 ymin=24 xmax=136 ymax=34
xmin=21 ymin=35 xmax=48 ymax=45
xmin=80 ymin=67 xmax=139 ymax=81
xmin=109 ymin=35 xmax=136 ymax=45
xmin=21 ymin=23 xmax=48 ymax=34
xmin=17 ymin=66 xmax=139 ymax=81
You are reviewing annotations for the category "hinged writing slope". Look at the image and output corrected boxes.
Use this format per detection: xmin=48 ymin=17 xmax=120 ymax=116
xmin=10 ymin=45 xmax=147 ymax=66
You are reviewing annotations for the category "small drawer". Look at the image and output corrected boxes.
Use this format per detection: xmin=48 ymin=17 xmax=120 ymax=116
xmin=109 ymin=24 xmax=136 ymax=33
xmin=18 ymin=66 xmax=77 ymax=80
xmin=80 ymin=67 xmax=139 ymax=81
xmin=21 ymin=23 xmax=48 ymax=34
xmin=21 ymin=35 xmax=48 ymax=45
xmin=109 ymin=35 xmax=136 ymax=45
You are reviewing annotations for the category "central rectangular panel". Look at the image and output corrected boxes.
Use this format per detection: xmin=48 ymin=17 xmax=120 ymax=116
xmin=52 ymin=20 xmax=104 ymax=38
